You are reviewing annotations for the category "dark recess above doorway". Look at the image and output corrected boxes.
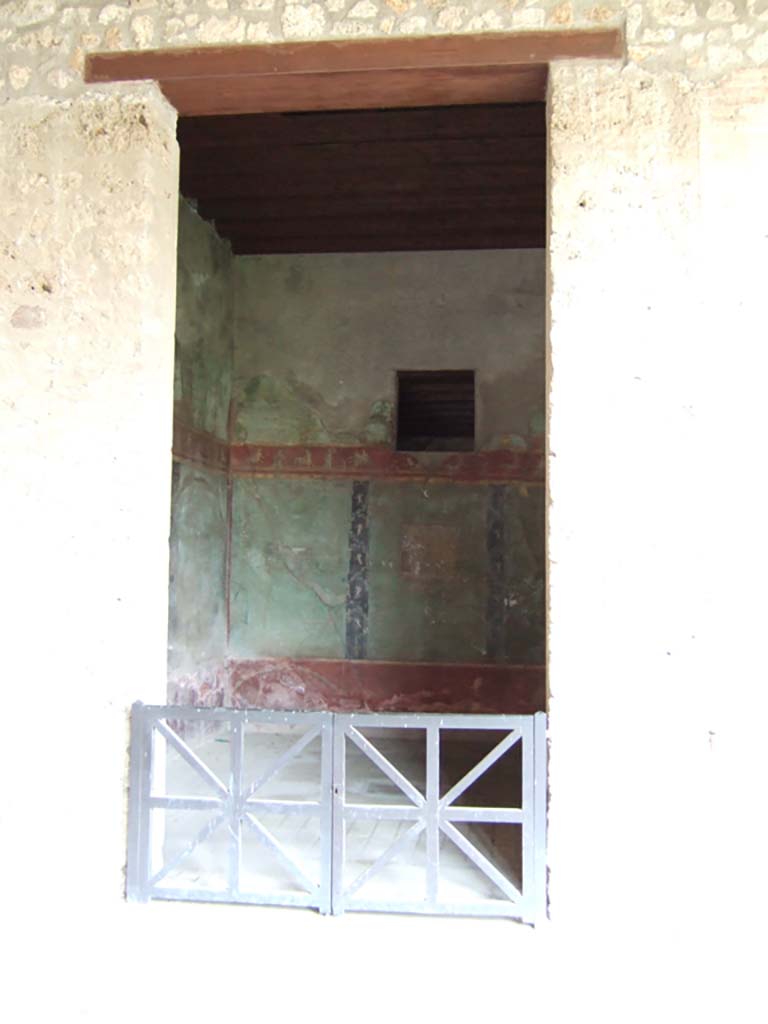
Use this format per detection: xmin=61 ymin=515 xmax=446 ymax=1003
xmin=178 ymin=102 xmax=546 ymax=254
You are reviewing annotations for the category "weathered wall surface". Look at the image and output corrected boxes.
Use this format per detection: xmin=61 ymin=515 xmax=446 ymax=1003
xmin=234 ymin=251 xmax=546 ymax=449
xmin=168 ymin=201 xmax=232 ymax=705
xmin=2 ymin=3 xmax=768 ymax=1022
xmin=546 ymin=61 xmax=768 ymax=988
xmin=0 ymin=83 xmax=181 ymax=1014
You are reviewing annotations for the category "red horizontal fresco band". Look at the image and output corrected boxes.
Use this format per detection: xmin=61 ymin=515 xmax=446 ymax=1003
xmin=172 ymin=422 xmax=544 ymax=483
xmin=229 ymin=658 xmax=545 ymax=715
xmin=229 ymin=443 xmax=543 ymax=483
xmin=173 ymin=421 xmax=229 ymax=473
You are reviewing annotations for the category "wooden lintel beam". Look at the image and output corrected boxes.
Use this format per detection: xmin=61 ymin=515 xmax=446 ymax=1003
xmin=84 ymin=29 xmax=624 ymax=116
xmin=86 ymin=29 xmax=624 ymax=82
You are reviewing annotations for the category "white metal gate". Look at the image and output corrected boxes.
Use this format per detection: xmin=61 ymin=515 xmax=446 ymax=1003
xmin=127 ymin=703 xmax=546 ymax=922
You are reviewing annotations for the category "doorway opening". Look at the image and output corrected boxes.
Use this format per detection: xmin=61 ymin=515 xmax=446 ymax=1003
xmin=163 ymin=99 xmax=547 ymax=917
xmin=169 ymin=99 xmax=547 ymax=714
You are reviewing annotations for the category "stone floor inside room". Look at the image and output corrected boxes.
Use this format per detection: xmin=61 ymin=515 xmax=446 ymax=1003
xmin=153 ymin=720 xmax=523 ymax=910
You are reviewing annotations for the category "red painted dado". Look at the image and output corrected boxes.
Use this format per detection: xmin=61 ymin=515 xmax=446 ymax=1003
xmin=229 ymin=443 xmax=544 ymax=483
xmin=229 ymin=658 xmax=545 ymax=714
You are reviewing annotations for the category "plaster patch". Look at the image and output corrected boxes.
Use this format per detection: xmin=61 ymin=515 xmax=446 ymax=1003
xmin=132 ymin=14 xmax=154 ymax=44
xmin=708 ymin=42 xmax=744 ymax=68
xmin=79 ymin=32 xmax=102 ymax=50
xmin=747 ymin=29 xmax=768 ymax=61
xmin=436 ymin=5 xmax=468 ymax=30
xmin=10 ymin=0 xmax=57 ymax=28
xmin=336 ymin=19 xmax=374 ymax=33
xmin=348 ymin=0 xmax=379 ymax=16
xmin=732 ymin=23 xmax=754 ymax=41
xmin=627 ymin=2 xmax=643 ymax=37
xmin=10 ymin=305 xmax=46 ymax=329
xmin=650 ymin=0 xmax=697 ymax=25
xmin=47 ymin=68 xmax=73 ymax=89
xmin=9 ymin=65 xmax=32 ymax=90
xmin=103 ymin=25 xmax=123 ymax=47
xmin=512 ymin=8 xmax=545 ymax=26
xmin=245 ymin=20 xmax=272 ymax=39
xmin=76 ymin=95 xmax=168 ymax=154
xmin=98 ymin=5 xmax=130 ymax=24
xmin=281 ymin=3 xmax=326 ymax=36
xmin=549 ymin=2 xmax=573 ymax=24
xmin=197 ymin=13 xmax=245 ymax=40
xmin=398 ymin=14 xmax=428 ymax=31
xmin=681 ymin=31 xmax=704 ymax=49
xmin=642 ymin=26 xmax=675 ymax=41
xmin=587 ymin=4 xmax=616 ymax=20
xmin=705 ymin=0 xmax=736 ymax=21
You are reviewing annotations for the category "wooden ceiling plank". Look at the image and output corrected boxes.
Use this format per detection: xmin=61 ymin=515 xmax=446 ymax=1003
xmin=177 ymin=103 xmax=545 ymax=149
xmin=195 ymin=193 xmax=546 ymax=221
xmin=229 ymin=233 xmax=545 ymax=254
xmin=182 ymin=156 xmax=544 ymax=188
xmin=214 ymin=211 xmax=545 ymax=235
xmin=181 ymin=135 xmax=546 ymax=172
xmin=228 ymin=221 xmax=544 ymax=241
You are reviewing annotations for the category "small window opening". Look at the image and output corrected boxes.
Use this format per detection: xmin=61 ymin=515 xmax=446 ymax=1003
xmin=396 ymin=370 xmax=475 ymax=452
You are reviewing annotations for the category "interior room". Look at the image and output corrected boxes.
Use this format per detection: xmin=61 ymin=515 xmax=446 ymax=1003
xmin=168 ymin=101 xmax=547 ymax=716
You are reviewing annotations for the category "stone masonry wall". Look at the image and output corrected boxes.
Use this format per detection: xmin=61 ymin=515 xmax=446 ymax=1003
xmin=0 ymin=0 xmax=767 ymax=103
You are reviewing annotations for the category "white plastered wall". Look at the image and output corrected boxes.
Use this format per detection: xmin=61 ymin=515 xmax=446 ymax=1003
xmin=547 ymin=60 xmax=768 ymax=999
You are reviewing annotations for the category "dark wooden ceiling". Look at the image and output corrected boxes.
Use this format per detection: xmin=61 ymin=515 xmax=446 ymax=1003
xmin=178 ymin=102 xmax=546 ymax=254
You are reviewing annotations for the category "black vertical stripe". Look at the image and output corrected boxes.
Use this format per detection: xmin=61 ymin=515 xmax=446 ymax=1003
xmin=486 ymin=484 xmax=506 ymax=662
xmin=345 ymin=480 xmax=369 ymax=659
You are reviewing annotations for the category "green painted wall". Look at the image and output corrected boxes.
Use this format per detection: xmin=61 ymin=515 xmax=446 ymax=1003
xmin=174 ymin=200 xmax=233 ymax=441
xmin=233 ymin=251 xmax=546 ymax=451
xmin=367 ymin=482 xmax=488 ymax=662
xmin=229 ymin=478 xmax=350 ymax=660
xmin=168 ymin=463 xmax=229 ymax=699
xmin=228 ymin=251 xmax=546 ymax=666
xmin=504 ymin=485 xmax=546 ymax=664
xmin=168 ymin=233 xmax=546 ymax=676
xmin=168 ymin=202 xmax=233 ymax=702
